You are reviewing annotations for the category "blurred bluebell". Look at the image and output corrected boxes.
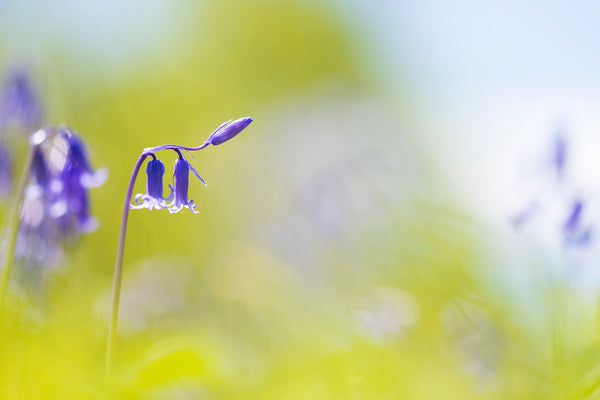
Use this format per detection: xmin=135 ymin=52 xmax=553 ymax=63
xmin=19 ymin=139 xmax=61 ymax=270
xmin=168 ymin=151 xmax=205 ymax=214
xmin=131 ymin=156 xmax=174 ymax=210
xmin=562 ymin=199 xmax=592 ymax=247
xmin=0 ymin=67 xmax=42 ymax=131
xmin=0 ymin=143 xmax=13 ymax=197
xmin=51 ymin=128 xmax=107 ymax=233
xmin=512 ymin=130 xmax=595 ymax=250
xmin=205 ymin=117 xmax=253 ymax=146
xmin=15 ymin=127 xmax=106 ymax=278
xmin=553 ymin=134 xmax=567 ymax=179
xmin=17 ymin=126 xmax=106 ymax=270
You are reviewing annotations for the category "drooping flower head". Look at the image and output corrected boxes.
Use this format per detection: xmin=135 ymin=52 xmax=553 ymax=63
xmin=168 ymin=150 xmax=206 ymax=214
xmin=130 ymin=116 xmax=251 ymax=214
xmin=0 ymin=67 xmax=42 ymax=132
xmin=53 ymin=127 xmax=107 ymax=233
xmin=17 ymin=126 xmax=106 ymax=269
xmin=131 ymin=155 xmax=173 ymax=210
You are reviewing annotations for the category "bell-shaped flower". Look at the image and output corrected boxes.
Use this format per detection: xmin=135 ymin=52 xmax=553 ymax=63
xmin=205 ymin=117 xmax=253 ymax=146
xmin=168 ymin=151 xmax=206 ymax=214
xmin=51 ymin=129 xmax=107 ymax=233
xmin=131 ymin=156 xmax=174 ymax=210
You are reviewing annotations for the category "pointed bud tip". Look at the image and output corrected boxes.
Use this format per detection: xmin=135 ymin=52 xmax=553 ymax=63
xmin=208 ymin=116 xmax=254 ymax=146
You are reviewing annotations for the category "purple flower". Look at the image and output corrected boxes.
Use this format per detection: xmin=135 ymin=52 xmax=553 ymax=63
xmin=563 ymin=199 xmax=593 ymax=246
xmin=16 ymin=126 xmax=106 ymax=270
xmin=168 ymin=150 xmax=206 ymax=214
xmin=553 ymin=133 xmax=567 ymax=180
xmin=131 ymin=156 xmax=174 ymax=210
xmin=129 ymin=117 xmax=251 ymax=214
xmin=0 ymin=67 xmax=42 ymax=131
xmin=205 ymin=117 xmax=253 ymax=146
xmin=50 ymin=128 xmax=107 ymax=233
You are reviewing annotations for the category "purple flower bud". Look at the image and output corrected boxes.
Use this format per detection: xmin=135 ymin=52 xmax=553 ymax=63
xmin=0 ymin=67 xmax=42 ymax=131
xmin=168 ymin=153 xmax=200 ymax=214
xmin=131 ymin=156 xmax=174 ymax=210
xmin=206 ymin=117 xmax=253 ymax=146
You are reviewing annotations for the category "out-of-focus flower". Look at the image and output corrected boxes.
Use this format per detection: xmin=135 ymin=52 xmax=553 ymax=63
xmin=0 ymin=143 xmax=13 ymax=197
xmin=168 ymin=151 xmax=205 ymax=214
xmin=132 ymin=156 xmax=174 ymax=210
xmin=562 ymin=199 xmax=592 ymax=247
xmin=511 ymin=128 xmax=595 ymax=249
xmin=552 ymin=133 xmax=567 ymax=179
xmin=205 ymin=116 xmax=253 ymax=146
xmin=51 ymin=128 xmax=107 ymax=233
xmin=16 ymin=126 xmax=106 ymax=270
xmin=0 ymin=67 xmax=42 ymax=132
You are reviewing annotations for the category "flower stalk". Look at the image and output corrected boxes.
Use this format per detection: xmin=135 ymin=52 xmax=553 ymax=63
xmin=0 ymin=146 xmax=34 ymax=312
xmin=103 ymin=116 xmax=252 ymax=390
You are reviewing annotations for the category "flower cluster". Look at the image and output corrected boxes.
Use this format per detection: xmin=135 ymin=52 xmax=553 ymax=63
xmin=131 ymin=116 xmax=252 ymax=213
xmin=17 ymin=126 xmax=106 ymax=268
xmin=512 ymin=131 xmax=593 ymax=249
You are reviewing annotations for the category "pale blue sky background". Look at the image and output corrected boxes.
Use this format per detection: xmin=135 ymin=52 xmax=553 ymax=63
xmin=1 ymin=0 xmax=599 ymax=215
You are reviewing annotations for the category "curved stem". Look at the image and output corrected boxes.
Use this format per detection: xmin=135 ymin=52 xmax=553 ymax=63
xmin=0 ymin=146 xmax=34 ymax=313
xmin=104 ymin=152 xmax=149 ymax=390
xmin=144 ymin=141 xmax=210 ymax=154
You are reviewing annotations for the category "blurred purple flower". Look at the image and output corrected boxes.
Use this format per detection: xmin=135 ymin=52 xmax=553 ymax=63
xmin=168 ymin=150 xmax=205 ymax=214
xmin=0 ymin=67 xmax=42 ymax=131
xmin=553 ymin=134 xmax=567 ymax=179
xmin=0 ymin=143 xmax=13 ymax=197
xmin=17 ymin=126 xmax=106 ymax=269
xmin=562 ymin=199 xmax=593 ymax=247
xmin=205 ymin=117 xmax=253 ymax=146
xmin=512 ymin=129 xmax=595 ymax=249
xmin=131 ymin=156 xmax=173 ymax=210
xmin=51 ymin=128 xmax=107 ymax=233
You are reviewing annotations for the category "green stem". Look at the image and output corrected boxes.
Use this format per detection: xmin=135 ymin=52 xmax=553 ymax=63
xmin=103 ymin=153 xmax=148 ymax=390
xmin=0 ymin=146 xmax=34 ymax=312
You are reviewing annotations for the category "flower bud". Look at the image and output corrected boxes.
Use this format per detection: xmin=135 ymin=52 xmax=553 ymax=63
xmin=206 ymin=117 xmax=253 ymax=146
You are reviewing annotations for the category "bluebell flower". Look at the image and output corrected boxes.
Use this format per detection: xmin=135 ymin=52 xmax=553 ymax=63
xmin=19 ymin=140 xmax=61 ymax=269
xmin=205 ymin=117 xmax=253 ymax=146
xmin=129 ymin=117 xmax=250 ymax=214
xmin=131 ymin=156 xmax=174 ymax=210
xmin=50 ymin=128 xmax=107 ymax=233
xmin=168 ymin=150 xmax=206 ymax=214
xmin=0 ymin=67 xmax=42 ymax=131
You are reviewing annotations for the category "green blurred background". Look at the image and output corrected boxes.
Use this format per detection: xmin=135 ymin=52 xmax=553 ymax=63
xmin=1 ymin=0 xmax=599 ymax=398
